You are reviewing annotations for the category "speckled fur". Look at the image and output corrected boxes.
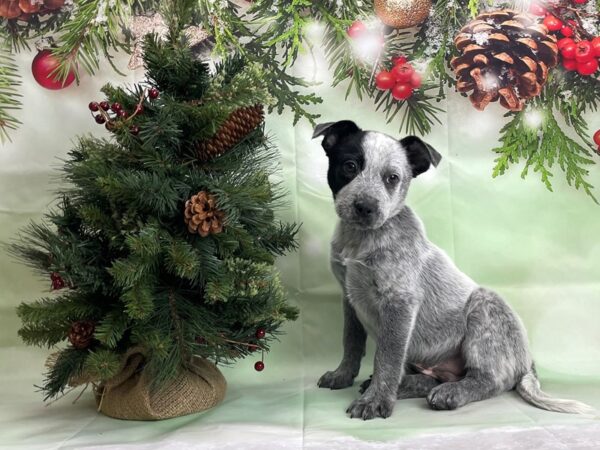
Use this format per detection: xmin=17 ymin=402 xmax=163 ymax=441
xmin=314 ymin=122 xmax=594 ymax=420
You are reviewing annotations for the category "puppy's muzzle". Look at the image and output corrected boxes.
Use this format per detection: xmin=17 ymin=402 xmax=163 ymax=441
xmin=353 ymin=197 xmax=379 ymax=220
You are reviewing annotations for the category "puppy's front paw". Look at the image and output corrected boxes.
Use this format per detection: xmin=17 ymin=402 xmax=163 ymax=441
xmin=346 ymin=393 xmax=395 ymax=420
xmin=318 ymin=369 xmax=355 ymax=390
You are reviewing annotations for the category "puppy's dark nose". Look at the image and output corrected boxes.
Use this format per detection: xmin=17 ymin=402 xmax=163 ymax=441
xmin=353 ymin=199 xmax=377 ymax=218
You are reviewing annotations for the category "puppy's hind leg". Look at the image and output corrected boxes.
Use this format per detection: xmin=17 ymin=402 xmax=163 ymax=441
xmin=361 ymin=374 xmax=440 ymax=398
xmin=427 ymin=287 xmax=531 ymax=411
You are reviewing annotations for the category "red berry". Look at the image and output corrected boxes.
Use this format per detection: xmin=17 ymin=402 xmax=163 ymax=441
xmin=592 ymin=37 xmax=600 ymax=57
xmin=50 ymin=272 xmax=65 ymax=290
xmin=254 ymin=361 xmax=265 ymax=372
xmin=375 ymin=71 xmax=396 ymax=90
xmin=562 ymin=58 xmax=578 ymax=71
xmin=148 ymin=87 xmax=160 ymax=99
xmin=560 ymin=26 xmax=573 ymax=38
xmin=347 ymin=21 xmax=366 ymax=39
xmin=392 ymin=55 xmax=408 ymax=66
xmin=129 ymin=125 xmax=140 ymax=135
xmin=391 ymin=83 xmax=413 ymax=100
xmin=561 ymin=43 xmax=577 ymax=59
xmin=557 ymin=38 xmax=575 ymax=50
xmin=577 ymin=58 xmax=599 ymax=76
xmin=88 ymin=101 xmax=99 ymax=112
xmin=255 ymin=328 xmax=266 ymax=339
xmin=410 ymin=72 xmax=422 ymax=88
xmin=99 ymin=101 xmax=110 ymax=111
xmin=593 ymin=129 xmax=600 ymax=147
xmin=118 ymin=110 xmax=128 ymax=118
xmin=110 ymin=102 xmax=122 ymax=112
xmin=543 ymin=15 xmax=563 ymax=32
xmin=528 ymin=2 xmax=546 ymax=16
xmin=135 ymin=104 xmax=144 ymax=114
xmin=391 ymin=64 xmax=414 ymax=82
xmin=248 ymin=344 xmax=259 ymax=352
xmin=94 ymin=114 xmax=106 ymax=124
xmin=575 ymin=40 xmax=594 ymax=62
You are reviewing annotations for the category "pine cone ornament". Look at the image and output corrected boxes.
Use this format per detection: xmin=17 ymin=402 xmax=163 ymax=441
xmin=68 ymin=321 xmax=95 ymax=349
xmin=0 ymin=0 xmax=65 ymax=20
xmin=184 ymin=191 xmax=225 ymax=237
xmin=452 ymin=10 xmax=558 ymax=111
xmin=196 ymin=105 xmax=264 ymax=162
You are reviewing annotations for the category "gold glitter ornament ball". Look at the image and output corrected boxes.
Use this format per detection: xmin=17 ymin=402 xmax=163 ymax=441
xmin=374 ymin=0 xmax=432 ymax=29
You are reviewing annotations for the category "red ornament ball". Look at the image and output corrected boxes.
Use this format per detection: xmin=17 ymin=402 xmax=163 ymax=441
xmin=88 ymin=101 xmax=99 ymax=112
xmin=255 ymin=328 xmax=266 ymax=339
xmin=347 ymin=21 xmax=366 ymax=39
xmin=593 ymin=129 xmax=600 ymax=147
xmin=391 ymin=83 xmax=413 ymax=100
xmin=543 ymin=15 xmax=563 ymax=32
xmin=254 ymin=361 xmax=265 ymax=372
xmin=375 ymin=71 xmax=395 ymax=90
xmin=31 ymin=50 xmax=76 ymax=90
xmin=148 ymin=87 xmax=160 ymax=99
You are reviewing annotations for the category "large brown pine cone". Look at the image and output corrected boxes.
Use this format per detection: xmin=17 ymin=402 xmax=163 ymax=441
xmin=452 ymin=10 xmax=558 ymax=111
xmin=68 ymin=321 xmax=96 ymax=349
xmin=184 ymin=191 xmax=225 ymax=237
xmin=195 ymin=105 xmax=264 ymax=162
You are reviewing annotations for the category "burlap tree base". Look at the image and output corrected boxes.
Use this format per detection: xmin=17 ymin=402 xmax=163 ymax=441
xmin=95 ymin=348 xmax=227 ymax=421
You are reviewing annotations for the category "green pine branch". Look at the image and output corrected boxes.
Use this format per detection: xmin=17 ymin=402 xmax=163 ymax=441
xmin=0 ymin=43 xmax=22 ymax=143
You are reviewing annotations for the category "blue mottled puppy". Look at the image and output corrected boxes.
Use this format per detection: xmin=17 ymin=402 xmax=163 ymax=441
xmin=313 ymin=120 xmax=592 ymax=420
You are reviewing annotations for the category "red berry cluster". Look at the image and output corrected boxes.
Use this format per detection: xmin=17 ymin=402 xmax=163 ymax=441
xmin=88 ymin=87 xmax=159 ymax=135
xmin=529 ymin=1 xmax=600 ymax=76
xmin=558 ymin=37 xmax=600 ymax=75
xmin=375 ymin=56 xmax=422 ymax=101
xmin=254 ymin=327 xmax=266 ymax=371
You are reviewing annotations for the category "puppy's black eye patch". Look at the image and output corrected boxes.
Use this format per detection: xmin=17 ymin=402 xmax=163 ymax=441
xmin=326 ymin=136 xmax=366 ymax=197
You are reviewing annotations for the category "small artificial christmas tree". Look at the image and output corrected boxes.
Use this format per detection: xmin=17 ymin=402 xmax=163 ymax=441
xmin=10 ymin=23 xmax=299 ymax=417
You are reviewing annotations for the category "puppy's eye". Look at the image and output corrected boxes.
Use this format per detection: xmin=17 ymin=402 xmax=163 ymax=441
xmin=343 ymin=160 xmax=358 ymax=176
xmin=386 ymin=174 xmax=400 ymax=186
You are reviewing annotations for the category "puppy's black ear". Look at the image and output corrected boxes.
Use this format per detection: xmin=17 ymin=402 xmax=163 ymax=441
xmin=312 ymin=120 xmax=361 ymax=155
xmin=400 ymin=136 xmax=442 ymax=178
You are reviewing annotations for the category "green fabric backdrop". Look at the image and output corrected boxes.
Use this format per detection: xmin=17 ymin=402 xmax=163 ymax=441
xmin=1 ymin=33 xmax=599 ymax=448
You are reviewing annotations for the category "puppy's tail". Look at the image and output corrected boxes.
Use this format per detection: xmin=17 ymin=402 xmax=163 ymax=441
xmin=516 ymin=371 xmax=595 ymax=415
